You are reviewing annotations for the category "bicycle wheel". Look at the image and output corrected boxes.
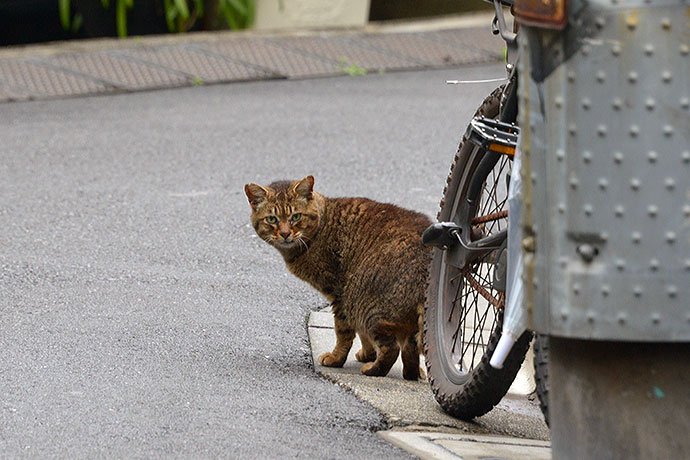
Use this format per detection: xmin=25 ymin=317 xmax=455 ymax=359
xmin=424 ymin=85 xmax=533 ymax=420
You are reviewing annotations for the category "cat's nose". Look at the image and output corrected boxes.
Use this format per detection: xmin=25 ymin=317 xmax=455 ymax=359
xmin=280 ymin=231 xmax=291 ymax=239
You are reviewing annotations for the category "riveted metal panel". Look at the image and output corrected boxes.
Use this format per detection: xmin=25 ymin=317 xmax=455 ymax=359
xmin=520 ymin=0 xmax=690 ymax=340
xmin=197 ymin=39 xmax=338 ymax=78
xmin=44 ymin=51 xmax=190 ymax=90
xmin=116 ymin=45 xmax=275 ymax=83
xmin=0 ymin=58 xmax=110 ymax=99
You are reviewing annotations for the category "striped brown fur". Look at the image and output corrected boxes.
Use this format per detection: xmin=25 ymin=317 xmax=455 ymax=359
xmin=245 ymin=176 xmax=431 ymax=380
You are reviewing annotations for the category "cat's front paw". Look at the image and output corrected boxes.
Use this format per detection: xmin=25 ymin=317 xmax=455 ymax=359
xmin=360 ymin=362 xmax=385 ymax=377
xmin=318 ymin=352 xmax=346 ymax=367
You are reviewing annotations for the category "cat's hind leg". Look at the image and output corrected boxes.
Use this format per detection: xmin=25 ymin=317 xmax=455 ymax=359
xmin=355 ymin=333 xmax=377 ymax=363
xmin=360 ymin=331 xmax=399 ymax=377
xmin=318 ymin=315 xmax=354 ymax=368
xmin=401 ymin=333 xmax=424 ymax=381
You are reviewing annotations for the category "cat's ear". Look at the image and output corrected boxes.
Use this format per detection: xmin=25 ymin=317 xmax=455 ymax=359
xmin=245 ymin=183 xmax=269 ymax=209
xmin=293 ymin=175 xmax=314 ymax=199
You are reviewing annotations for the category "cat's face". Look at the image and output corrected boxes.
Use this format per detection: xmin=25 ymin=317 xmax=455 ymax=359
xmin=244 ymin=176 xmax=322 ymax=251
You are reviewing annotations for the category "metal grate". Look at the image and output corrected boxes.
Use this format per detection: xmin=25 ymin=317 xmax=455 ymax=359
xmin=197 ymin=38 xmax=339 ymax=78
xmin=354 ymin=31 xmax=495 ymax=67
xmin=0 ymin=58 xmax=109 ymax=99
xmin=270 ymin=35 xmax=420 ymax=72
xmin=116 ymin=45 xmax=275 ymax=83
xmin=45 ymin=51 xmax=189 ymax=90
xmin=424 ymin=28 xmax=505 ymax=60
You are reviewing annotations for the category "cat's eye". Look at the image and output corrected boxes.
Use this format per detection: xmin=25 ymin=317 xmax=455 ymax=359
xmin=290 ymin=213 xmax=302 ymax=222
xmin=265 ymin=216 xmax=278 ymax=224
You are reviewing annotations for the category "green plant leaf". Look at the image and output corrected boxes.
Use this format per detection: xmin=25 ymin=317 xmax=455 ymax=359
xmin=220 ymin=0 xmax=240 ymax=30
xmin=193 ymin=0 xmax=204 ymax=17
xmin=174 ymin=0 xmax=190 ymax=19
xmin=71 ymin=12 xmax=83 ymax=33
xmin=245 ymin=0 xmax=255 ymax=27
xmin=58 ymin=0 xmax=71 ymax=30
xmin=116 ymin=0 xmax=128 ymax=37
xmin=227 ymin=0 xmax=248 ymax=16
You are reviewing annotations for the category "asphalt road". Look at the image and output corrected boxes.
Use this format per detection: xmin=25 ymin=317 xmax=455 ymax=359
xmin=1 ymin=64 xmax=504 ymax=458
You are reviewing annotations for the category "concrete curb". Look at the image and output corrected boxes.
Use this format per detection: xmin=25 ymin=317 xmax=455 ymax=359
xmin=306 ymin=306 xmax=550 ymax=457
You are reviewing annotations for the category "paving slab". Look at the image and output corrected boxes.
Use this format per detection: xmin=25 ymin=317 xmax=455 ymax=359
xmin=0 ymin=12 xmax=503 ymax=103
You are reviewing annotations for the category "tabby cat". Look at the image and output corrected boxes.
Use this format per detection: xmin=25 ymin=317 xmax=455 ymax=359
xmin=244 ymin=176 xmax=432 ymax=380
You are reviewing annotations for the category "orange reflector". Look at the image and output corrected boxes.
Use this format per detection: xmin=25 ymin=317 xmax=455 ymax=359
xmin=489 ymin=143 xmax=516 ymax=156
xmin=514 ymin=0 xmax=568 ymax=30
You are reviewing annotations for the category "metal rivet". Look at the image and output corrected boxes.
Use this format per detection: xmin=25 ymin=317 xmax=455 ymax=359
xmin=663 ymin=125 xmax=674 ymax=137
xmin=683 ymin=151 xmax=690 ymax=163
xmin=632 ymin=231 xmax=642 ymax=243
xmin=661 ymin=17 xmax=671 ymax=30
xmin=681 ymin=44 xmax=690 ymax=56
xmin=647 ymin=151 xmax=658 ymax=163
xmin=558 ymin=203 xmax=566 ymax=214
xmin=645 ymin=98 xmax=656 ymax=110
xmin=634 ymin=285 xmax=643 ymax=297
xmin=582 ymin=45 xmax=591 ymax=56
xmin=649 ymin=259 xmax=659 ymax=271
xmin=630 ymin=125 xmax=639 ymax=137
xmin=616 ymin=259 xmax=626 ymax=271
xmin=618 ymin=313 xmax=627 ymax=325
xmin=598 ymin=125 xmax=607 ymax=137
xmin=596 ymin=71 xmax=606 ymax=83
xmin=595 ymin=16 xmax=606 ymax=28
xmin=599 ymin=178 xmax=608 ymax=190
xmin=584 ymin=204 xmax=594 ymax=216
xmin=683 ymin=205 xmax=690 ymax=217
xmin=582 ymin=98 xmax=591 ymax=110
xmin=602 ymin=285 xmax=610 ymax=297
xmin=662 ymin=71 xmax=672 ymax=83
xmin=533 ymin=278 xmax=539 ymax=290
xmin=567 ymin=71 xmax=576 ymax=83
xmin=644 ymin=44 xmax=654 ymax=56
xmin=570 ymin=176 xmax=579 ymax=189
xmin=600 ymin=232 xmax=609 ymax=242
xmin=686 ymin=259 xmax=690 ymax=271
xmin=651 ymin=313 xmax=661 ymax=324
xmin=612 ymin=44 xmax=621 ymax=56
xmin=630 ymin=178 xmax=640 ymax=190
xmin=561 ymin=309 xmax=569 ymax=320
xmin=667 ymin=285 xmax=677 ymax=298
xmin=555 ymin=96 xmax=563 ymax=108
xmin=628 ymin=71 xmax=638 ymax=83
xmin=665 ymin=178 xmax=676 ymax=190
xmin=556 ymin=149 xmax=565 ymax=161
xmin=614 ymin=151 xmax=624 ymax=163
xmin=569 ymin=123 xmax=578 ymax=136
xmin=648 ymin=205 xmax=658 ymax=217
xmin=573 ymin=283 xmax=581 ymax=295
xmin=587 ymin=312 xmax=595 ymax=323
xmin=615 ymin=205 xmax=625 ymax=217
xmin=666 ymin=232 xmax=676 ymax=244
xmin=612 ymin=98 xmax=623 ymax=110
xmin=559 ymin=257 xmax=568 ymax=269
xmin=583 ymin=151 xmax=592 ymax=163
xmin=626 ymin=15 xmax=637 ymax=29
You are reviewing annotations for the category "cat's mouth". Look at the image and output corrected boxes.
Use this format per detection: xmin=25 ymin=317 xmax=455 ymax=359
xmin=273 ymin=239 xmax=298 ymax=249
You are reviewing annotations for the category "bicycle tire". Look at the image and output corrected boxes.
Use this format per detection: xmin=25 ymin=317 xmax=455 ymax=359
xmin=533 ymin=334 xmax=550 ymax=426
xmin=424 ymin=85 xmax=533 ymax=420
